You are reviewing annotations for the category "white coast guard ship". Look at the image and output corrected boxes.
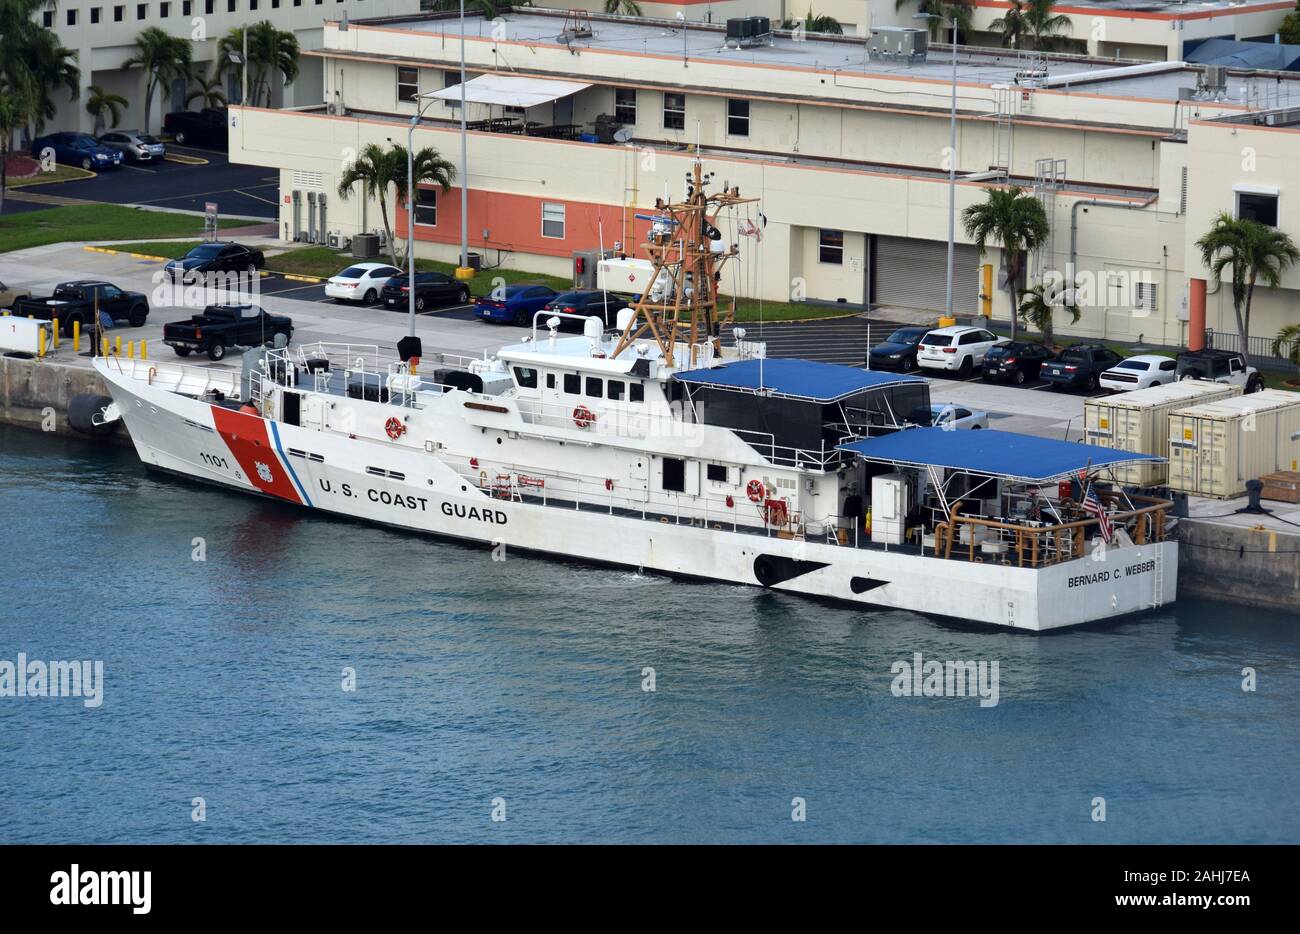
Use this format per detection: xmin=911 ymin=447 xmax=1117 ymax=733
xmin=91 ymin=168 xmax=1176 ymax=631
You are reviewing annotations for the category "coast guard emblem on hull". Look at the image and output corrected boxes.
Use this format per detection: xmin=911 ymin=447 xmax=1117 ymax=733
xmin=255 ymin=461 xmax=274 ymax=484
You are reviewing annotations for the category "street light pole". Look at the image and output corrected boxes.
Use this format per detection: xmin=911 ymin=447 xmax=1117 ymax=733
xmin=407 ymin=95 xmax=439 ymax=338
xmin=915 ymin=12 xmax=958 ymax=321
xmin=458 ymin=0 xmax=469 ymax=272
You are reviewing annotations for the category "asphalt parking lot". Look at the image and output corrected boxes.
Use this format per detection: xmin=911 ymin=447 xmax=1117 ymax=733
xmin=12 ymin=145 xmax=277 ymax=219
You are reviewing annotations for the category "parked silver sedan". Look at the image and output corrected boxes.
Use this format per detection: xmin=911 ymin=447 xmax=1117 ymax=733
xmin=97 ymin=130 xmax=166 ymax=164
xmin=929 ymin=403 xmax=989 ymax=430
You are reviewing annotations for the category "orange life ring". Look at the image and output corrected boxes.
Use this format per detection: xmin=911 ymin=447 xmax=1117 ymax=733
xmin=573 ymin=405 xmax=596 ymax=429
xmin=384 ymin=416 xmax=405 ymax=440
xmin=746 ymin=479 xmax=766 ymax=503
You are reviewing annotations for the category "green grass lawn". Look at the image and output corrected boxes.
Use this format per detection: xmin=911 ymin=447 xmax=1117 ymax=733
xmin=99 ymin=240 xmax=205 ymax=259
xmin=259 ymin=246 xmax=851 ymax=321
xmin=0 ymin=205 xmax=243 ymax=254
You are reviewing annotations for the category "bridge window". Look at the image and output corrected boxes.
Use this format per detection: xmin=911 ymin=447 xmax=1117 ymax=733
xmin=662 ymin=457 xmax=686 ymax=493
xmin=706 ymin=463 xmax=728 ymax=483
xmin=629 ymin=382 xmax=644 ymax=403
xmin=607 ymin=380 xmax=625 ymax=401
xmin=563 ymin=373 xmax=580 ymax=394
xmin=513 ymin=367 xmax=538 ymax=389
xmin=585 ymin=377 xmax=603 ymax=398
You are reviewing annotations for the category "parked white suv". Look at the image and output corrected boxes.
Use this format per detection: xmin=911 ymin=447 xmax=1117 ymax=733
xmin=1099 ymin=354 xmax=1178 ymax=391
xmin=917 ymin=326 xmax=1002 ymax=377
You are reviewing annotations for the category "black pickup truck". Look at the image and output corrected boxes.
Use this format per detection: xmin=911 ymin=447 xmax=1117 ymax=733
xmin=13 ymin=280 xmax=149 ymax=336
xmin=163 ymin=304 xmax=293 ymax=361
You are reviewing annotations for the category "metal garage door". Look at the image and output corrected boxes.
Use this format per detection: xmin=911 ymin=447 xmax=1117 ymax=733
xmin=873 ymin=235 xmax=980 ymax=314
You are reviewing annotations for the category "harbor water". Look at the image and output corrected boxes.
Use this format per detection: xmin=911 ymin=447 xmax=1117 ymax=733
xmin=1 ymin=423 xmax=1297 ymax=844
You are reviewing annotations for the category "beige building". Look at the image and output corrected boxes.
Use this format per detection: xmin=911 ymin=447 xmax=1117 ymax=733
xmin=228 ymin=8 xmax=1300 ymax=350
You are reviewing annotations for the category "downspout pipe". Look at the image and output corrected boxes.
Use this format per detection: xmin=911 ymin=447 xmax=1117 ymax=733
xmin=1068 ymin=193 xmax=1159 ymax=298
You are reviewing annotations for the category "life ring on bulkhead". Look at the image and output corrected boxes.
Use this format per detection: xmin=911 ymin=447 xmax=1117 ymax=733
xmin=385 ymin=416 xmax=406 ymax=440
xmin=746 ymin=478 xmax=766 ymax=503
xmin=573 ymin=405 xmax=596 ymax=429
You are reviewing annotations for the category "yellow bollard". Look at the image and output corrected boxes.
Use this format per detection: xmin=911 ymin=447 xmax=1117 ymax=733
xmin=102 ymin=336 xmax=109 ymax=356
xmin=127 ymin=341 xmax=134 ymax=359
xmin=114 ymin=335 xmax=121 ymax=356
xmin=73 ymin=319 xmax=81 ymax=354
xmin=52 ymin=320 xmax=59 ymax=350
xmin=38 ymin=326 xmax=46 ymax=358
xmin=140 ymin=339 xmax=147 ymax=360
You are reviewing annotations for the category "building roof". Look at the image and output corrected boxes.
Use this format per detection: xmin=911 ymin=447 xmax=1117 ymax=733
xmin=837 ymin=427 xmax=1160 ymax=483
xmin=673 ymin=358 xmax=926 ymax=403
xmin=1186 ymin=38 xmax=1300 ymax=73
xmin=428 ymin=74 xmax=592 ymax=107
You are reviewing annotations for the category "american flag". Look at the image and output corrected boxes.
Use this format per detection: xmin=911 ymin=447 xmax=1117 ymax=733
xmin=1082 ymin=484 xmax=1113 ymax=543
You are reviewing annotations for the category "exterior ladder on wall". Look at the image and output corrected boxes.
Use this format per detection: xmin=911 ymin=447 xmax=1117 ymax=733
xmin=1149 ymin=546 xmax=1165 ymax=609
xmin=991 ymin=85 xmax=1016 ymax=178
xmin=1031 ymin=157 xmax=1066 ymax=283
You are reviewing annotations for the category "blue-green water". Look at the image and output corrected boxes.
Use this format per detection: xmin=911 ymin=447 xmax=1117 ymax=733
xmin=0 ymin=423 xmax=1297 ymax=843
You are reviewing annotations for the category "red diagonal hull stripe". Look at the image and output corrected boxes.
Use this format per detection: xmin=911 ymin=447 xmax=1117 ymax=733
xmin=210 ymin=405 xmax=303 ymax=504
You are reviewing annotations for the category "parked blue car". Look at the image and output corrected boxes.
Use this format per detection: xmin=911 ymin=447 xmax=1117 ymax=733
xmin=473 ymin=284 xmax=558 ymax=326
xmin=30 ymin=132 xmax=123 ymax=170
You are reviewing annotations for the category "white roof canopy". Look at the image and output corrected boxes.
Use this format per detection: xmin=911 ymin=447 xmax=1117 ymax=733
xmin=427 ymin=74 xmax=592 ymax=109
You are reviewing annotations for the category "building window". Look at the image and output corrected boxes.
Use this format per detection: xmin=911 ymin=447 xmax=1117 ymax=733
xmin=414 ymin=188 xmax=437 ymax=226
xmin=66 ymin=8 xmax=77 ymax=24
xmin=727 ymin=99 xmax=749 ymax=137
xmin=443 ymin=70 xmax=461 ymax=108
xmin=614 ymin=88 xmax=636 ymax=124
xmin=819 ymin=229 xmax=844 ymax=265
xmin=706 ymin=463 xmax=728 ymax=483
xmin=204 ymin=0 xmax=212 ymax=13
xmin=137 ymin=3 xmax=147 ymax=18
xmin=183 ymin=0 xmax=192 ymax=12
xmin=1135 ymin=281 xmax=1159 ymax=312
xmin=91 ymin=7 xmax=102 ymax=23
xmin=662 ymin=458 xmax=686 ymax=493
xmin=542 ymin=202 xmax=566 ymax=239
xmin=663 ymin=92 xmax=685 ymax=130
xmin=115 ymin=5 xmax=125 ymax=20
xmin=397 ymin=66 xmax=419 ymax=104
xmin=251 ymin=0 xmax=258 ymax=8
xmin=43 ymin=10 xmax=52 ymax=26
xmin=160 ymin=1 xmax=170 ymax=14
xmin=1237 ymin=191 xmax=1278 ymax=227
xmin=227 ymin=0 xmax=236 ymax=10
xmin=272 ymin=0 xmax=279 ymax=7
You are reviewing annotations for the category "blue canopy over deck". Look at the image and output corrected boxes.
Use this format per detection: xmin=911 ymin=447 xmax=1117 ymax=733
xmin=837 ymin=427 xmax=1161 ymax=484
xmin=673 ymin=359 xmax=926 ymax=404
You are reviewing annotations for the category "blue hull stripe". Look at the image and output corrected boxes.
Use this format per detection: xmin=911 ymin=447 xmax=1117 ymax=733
xmin=270 ymin=421 xmax=314 ymax=508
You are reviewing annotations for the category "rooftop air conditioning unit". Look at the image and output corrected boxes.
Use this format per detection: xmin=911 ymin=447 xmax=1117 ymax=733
xmin=1198 ymin=65 xmax=1228 ymax=98
xmin=867 ymin=27 xmax=929 ymax=64
xmin=726 ymin=16 xmax=773 ymax=49
xmin=328 ymin=230 xmax=350 ymax=250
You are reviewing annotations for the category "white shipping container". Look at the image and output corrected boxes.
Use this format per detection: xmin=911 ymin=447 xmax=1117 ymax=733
xmin=1167 ymin=390 xmax=1300 ymax=499
xmin=1084 ymin=380 xmax=1243 ymax=486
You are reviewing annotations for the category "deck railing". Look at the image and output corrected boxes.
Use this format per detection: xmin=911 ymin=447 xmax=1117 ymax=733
xmin=935 ymin=492 xmax=1170 ymax=568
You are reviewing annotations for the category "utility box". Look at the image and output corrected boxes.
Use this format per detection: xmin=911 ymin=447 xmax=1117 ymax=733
xmin=572 ymin=249 xmax=602 ymax=288
xmin=726 ymin=16 xmax=772 ymax=49
xmin=597 ymin=256 xmax=655 ymax=295
xmin=871 ymin=472 xmax=909 ymax=545
xmin=868 ymin=27 xmax=929 ymax=63
xmin=1167 ymin=390 xmax=1300 ymax=499
xmin=1084 ymin=380 xmax=1243 ymax=487
xmin=0 ymin=315 xmax=54 ymax=355
xmin=352 ymin=233 xmax=380 ymax=259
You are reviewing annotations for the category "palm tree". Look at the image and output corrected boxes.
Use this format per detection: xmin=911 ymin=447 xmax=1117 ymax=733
xmin=1197 ymin=213 xmax=1300 ymax=363
xmin=185 ymin=73 xmax=228 ymax=110
xmin=429 ymin=0 xmax=505 ymax=20
xmin=962 ymin=186 xmax=1050 ymax=340
xmin=85 ymin=85 xmax=128 ymax=135
xmin=603 ymin=0 xmax=642 ymax=14
xmin=0 ymin=94 xmax=32 ymax=216
xmin=123 ymin=27 xmax=193 ymax=134
xmin=15 ymin=29 xmax=80 ymax=139
xmin=989 ymin=0 xmax=1028 ymax=48
xmin=1017 ymin=282 xmax=1079 ymax=348
xmin=1024 ymin=0 xmax=1071 ymax=51
xmin=1272 ymin=323 xmax=1300 ymax=371
xmin=337 ymin=142 xmax=457 ymax=268
xmin=782 ymin=10 xmax=844 ymax=34
xmin=896 ymin=0 xmax=974 ymax=40
xmin=216 ymin=22 xmax=301 ymax=107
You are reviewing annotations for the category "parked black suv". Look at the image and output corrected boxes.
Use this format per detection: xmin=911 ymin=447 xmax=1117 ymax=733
xmin=1039 ymin=343 xmax=1123 ymax=391
xmin=381 ymin=271 xmax=471 ymax=311
xmin=1175 ymin=348 xmax=1262 ymax=393
xmin=981 ymin=340 xmax=1055 ymax=385
xmin=866 ymin=326 xmax=930 ymax=372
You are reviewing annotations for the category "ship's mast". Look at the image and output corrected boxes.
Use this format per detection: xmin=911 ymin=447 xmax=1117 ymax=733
xmin=611 ymin=161 xmax=755 ymax=367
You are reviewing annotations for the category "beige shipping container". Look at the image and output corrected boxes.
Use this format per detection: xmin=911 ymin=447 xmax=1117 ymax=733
xmin=1083 ymin=380 xmax=1243 ymax=486
xmin=1167 ymin=390 xmax=1300 ymax=499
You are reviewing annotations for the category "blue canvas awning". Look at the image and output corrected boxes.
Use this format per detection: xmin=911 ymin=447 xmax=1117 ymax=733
xmin=837 ymin=427 xmax=1161 ymax=483
xmin=674 ymin=359 xmax=926 ymax=404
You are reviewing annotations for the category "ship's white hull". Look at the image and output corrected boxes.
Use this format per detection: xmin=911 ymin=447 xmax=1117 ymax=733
xmin=99 ymin=363 xmax=1177 ymax=632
